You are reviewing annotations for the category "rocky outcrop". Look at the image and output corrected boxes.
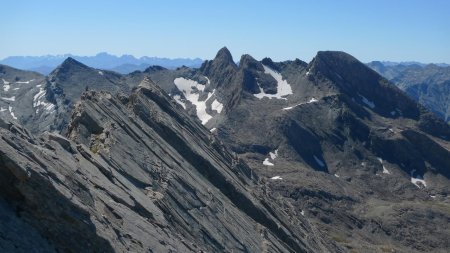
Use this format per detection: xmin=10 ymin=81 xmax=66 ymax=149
xmin=0 ymin=79 xmax=332 ymax=252
xmin=43 ymin=57 xmax=130 ymax=134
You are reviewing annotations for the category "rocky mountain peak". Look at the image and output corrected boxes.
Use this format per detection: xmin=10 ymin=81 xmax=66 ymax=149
xmin=260 ymin=57 xmax=278 ymax=71
xmin=308 ymin=51 xmax=362 ymax=75
xmin=48 ymin=57 xmax=92 ymax=82
xmin=56 ymin=57 xmax=90 ymax=72
xmin=200 ymin=47 xmax=237 ymax=76
xmin=239 ymin=54 xmax=263 ymax=71
xmin=214 ymin=46 xmax=234 ymax=64
xmin=306 ymin=51 xmax=450 ymax=139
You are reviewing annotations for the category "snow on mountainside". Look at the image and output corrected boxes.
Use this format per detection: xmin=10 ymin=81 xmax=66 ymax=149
xmin=254 ymin=65 xmax=293 ymax=99
xmin=173 ymin=77 xmax=223 ymax=124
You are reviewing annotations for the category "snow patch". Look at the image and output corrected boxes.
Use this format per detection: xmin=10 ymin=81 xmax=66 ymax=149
xmin=282 ymin=98 xmax=319 ymax=110
xmin=15 ymin=79 xmax=34 ymax=84
xmin=1 ymin=96 xmax=15 ymax=101
xmin=411 ymin=177 xmax=427 ymax=188
xmin=8 ymin=106 xmax=17 ymax=119
xmin=282 ymin=105 xmax=296 ymax=111
xmin=174 ymin=77 xmax=218 ymax=124
xmin=210 ymin=128 xmax=217 ymax=133
xmin=300 ymin=210 xmax=305 ymax=216
xmin=173 ymin=95 xmax=186 ymax=109
xmin=254 ymin=65 xmax=293 ymax=100
xmin=410 ymin=169 xmax=427 ymax=188
xmin=313 ymin=155 xmax=325 ymax=167
xmin=263 ymin=65 xmax=293 ymax=96
xmin=98 ymin=71 xmax=104 ymax=76
xmin=3 ymin=83 xmax=10 ymax=92
xmin=44 ymin=103 xmax=55 ymax=111
xmin=359 ymin=94 xmax=375 ymax=109
xmin=270 ymin=176 xmax=282 ymax=180
xmin=0 ymin=107 xmax=6 ymax=112
xmin=33 ymin=88 xmax=54 ymax=112
xmin=308 ymin=98 xmax=318 ymax=103
xmin=263 ymin=158 xmax=274 ymax=166
xmin=334 ymin=174 xmax=340 ymax=178
xmin=263 ymin=149 xmax=279 ymax=166
xmin=377 ymin=157 xmax=391 ymax=174
xmin=269 ymin=149 xmax=278 ymax=160
xmin=211 ymin=99 xmax=223 ymax=113
xmin=33 ymin=89 xmax=46 ymax=105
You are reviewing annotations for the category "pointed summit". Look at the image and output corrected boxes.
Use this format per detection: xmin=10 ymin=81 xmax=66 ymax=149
xmin=49 ymin=57 xmax=90 ymax=77
xmin=200 ymin=47 xmax=238 ymax=89
xmin=214 ymin=47 xmax=234 ymax=64
xmin=200 ymin=47 xmax=237 ymax=75
xmin=60 ymin=57 xmax=89 ymax=68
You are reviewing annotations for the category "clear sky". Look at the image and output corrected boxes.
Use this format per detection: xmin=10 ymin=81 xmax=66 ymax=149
xmin=1 ymin=0 xmax=449 ymax=63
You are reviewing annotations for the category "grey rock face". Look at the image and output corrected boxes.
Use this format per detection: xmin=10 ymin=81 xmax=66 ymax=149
xmin=134 ymin=49 xmax=450 ymax=252
xmin=0 ymin=80 xmax=334 ymax=252
xmin=0 ymin=64 xmax=46 ymax=126
xmin=0 ymin=58 xmax=133 ymax=135
xmin=43 ymin=57 xmax=131 ymax=134
xmin=88 ymin=49 xmax=450 ymax=252
xmin=210 ymin=51 xmax=450 ymax=253
xmin=0 ymin=199 xmax=57 ymax=253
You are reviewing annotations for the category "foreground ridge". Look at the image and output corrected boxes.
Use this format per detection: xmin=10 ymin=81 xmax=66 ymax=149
xmin=0 ymin=81 xmax=333 ymax=252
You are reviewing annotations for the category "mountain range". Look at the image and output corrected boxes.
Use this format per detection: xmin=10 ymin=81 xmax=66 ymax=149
xmin=0 ymin=52 xmax=203 ymax=75
xmin=1 ymin=47 xmax=450 ymax=253
xmin=368 ymin=61 xmax=450 ymax=123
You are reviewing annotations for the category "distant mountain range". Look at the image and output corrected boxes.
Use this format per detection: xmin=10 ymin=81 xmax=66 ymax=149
xmin=0 ymin=52 xmax=203 ymax=75
xmin=369 ymin=61 xmax=449 ymax=68
xmin=368 ymin=61 xmax=450 ymax=123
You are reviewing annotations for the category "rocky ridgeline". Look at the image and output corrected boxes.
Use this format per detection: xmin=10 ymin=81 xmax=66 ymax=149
xmin=0 ymin=79 xmax=337 ymax=252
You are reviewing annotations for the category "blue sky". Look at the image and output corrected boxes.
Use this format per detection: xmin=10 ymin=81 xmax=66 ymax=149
xmin=1 ymin=0 xmax=449 ymax=63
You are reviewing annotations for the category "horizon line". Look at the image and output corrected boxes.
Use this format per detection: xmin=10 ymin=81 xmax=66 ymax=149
xmin=1 ymin=51 xmax=449 ymax=65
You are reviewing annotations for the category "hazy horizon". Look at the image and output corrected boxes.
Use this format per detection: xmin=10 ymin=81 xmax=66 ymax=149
xmin=0 ymin=52 xmax=204 ymax=61
xmin=2 ymin=50 xmax=450 ymax=65
xmin=2 ymin=0 xmax=449 ymax=63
